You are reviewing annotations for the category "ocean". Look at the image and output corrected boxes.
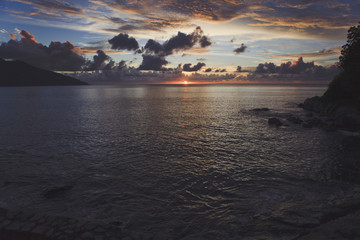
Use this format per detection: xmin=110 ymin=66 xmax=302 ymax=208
xmin=0 ymin=84 xmax=359 ymax=239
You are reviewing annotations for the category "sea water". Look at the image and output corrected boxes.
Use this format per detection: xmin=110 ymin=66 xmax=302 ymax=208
xmin=0 ymin=85 xmax=359 ymax=239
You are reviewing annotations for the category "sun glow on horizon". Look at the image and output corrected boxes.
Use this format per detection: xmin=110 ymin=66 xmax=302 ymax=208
xmin=184 ymin=80 xmax=189 ymax=85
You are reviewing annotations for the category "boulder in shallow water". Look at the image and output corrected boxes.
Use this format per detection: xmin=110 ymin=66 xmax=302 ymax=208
xmin=305 ymin=118 xmax=325 ymax=128
xmin=303 ymin=96 xmax=323 ymax=113
xmin=251 ymin=108 xmax=270 ymax=112
xmin=268 ymin=118 xmax=283 ymax=127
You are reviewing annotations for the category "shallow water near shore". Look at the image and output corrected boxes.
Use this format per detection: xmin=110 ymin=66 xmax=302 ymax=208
xmin=0 ymin=84 xmax=359 ymax=239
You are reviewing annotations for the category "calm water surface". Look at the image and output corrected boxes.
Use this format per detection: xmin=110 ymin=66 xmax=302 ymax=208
xmin=0 ymin=85 xmax=359 ymax=239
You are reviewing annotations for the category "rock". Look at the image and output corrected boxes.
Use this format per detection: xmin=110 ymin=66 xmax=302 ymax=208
xmin=331 ymin=105 xmax=360 ymax=131
xmin=305 ymin=118 xmax=325 ymax=127
xmin=305 ymin=112 xmax=313 ymax=117
xmin=303 ymin=96 xmax=323 ymax=113
xmin=287 ymin=116 xmax=303 ymax=124
xmin=342 ymin=136 xmax=360 ymax=149
xmin=302 ymin=122 xmax=312 ymax=128
xmin=251 ymin=108 xmax=270 ymax=112
xmin=268 ymin=118 xmax=283 ymax=127
xmin=81 ymin=231 xmax=93 ymax=239
xmin=323 ymin=124 xmax=337 ymax=132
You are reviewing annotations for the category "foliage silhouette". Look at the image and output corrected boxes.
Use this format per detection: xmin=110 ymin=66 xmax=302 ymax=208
xmin=323 ymin=22 xmax=360 ymax=109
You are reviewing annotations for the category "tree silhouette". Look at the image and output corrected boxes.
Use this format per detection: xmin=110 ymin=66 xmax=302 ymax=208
xmin=323 ymin=22 xmax=360 ymax=108
xmin=339 ymin=22 xmax=360 ymax=71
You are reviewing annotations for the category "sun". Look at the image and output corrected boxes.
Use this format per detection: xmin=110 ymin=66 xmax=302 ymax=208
xmin=183 ymin=80 xmax=189 ymax=85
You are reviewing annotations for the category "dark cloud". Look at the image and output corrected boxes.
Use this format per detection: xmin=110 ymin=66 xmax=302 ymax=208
xmin=199 ymin=36 xmax=212 ymax=48
xmin=0 ymin=30 xmax=86 ymax=71
xmin=271 ymin=47 xmax=341 ymax=58
xmin=236 ymin=66 xmax=242 ymax=72
xmin=241 ymin=56 xmax=341 ymax=82
xmin=204 ymin=68 xmax=212 ymax=72
xmin=87 ymin=50 xmax=111 ymax=70
xmin=108 ymin=33 xmax=139 ymax=51
xmin=95 ymin=0 xmax=249 ymax=23
xmin=144 ymin=26 xmax=212 ymax=56
xmin=118 ymin=60 xmax=127 ymax=70
xmin=8 ymin=0 xmax=360 ymax=43
xmin=139 ymin=27 xmax=211 ymax=71
xmin=105 ymin=15 xmax=187 ymax=33
xmin=234 ymin=43 xmax=247 ymax=54
xmin=182 ymin=62 xmax=206 ymax=72
xmin=144 ymin=39 xmax=164 ymax=54
xmin=104 ymin=60 xmax=115 ymax=70
xmin=138 ymin=54 xmax=168 ymax=71
xmin=214 ymin=69 xmax=226 ymax=72
xmin=254 ymin=57 xmax=327 ymax=74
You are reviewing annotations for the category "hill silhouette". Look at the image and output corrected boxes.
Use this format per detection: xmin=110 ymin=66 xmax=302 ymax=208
xmin=0 ymin=58 xmax=88 ymax=86
xmin=302 ymin=23 xmax=360 ymax=131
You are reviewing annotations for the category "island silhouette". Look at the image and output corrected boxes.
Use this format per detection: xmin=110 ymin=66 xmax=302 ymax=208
xmin=0 ymin=58 xmax=88 ymax=86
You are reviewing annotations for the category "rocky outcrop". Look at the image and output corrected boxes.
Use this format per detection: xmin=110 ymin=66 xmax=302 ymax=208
xmin=303 ymin=96 xmax=324 ymax=113
xmin=251 ymin=108 xmax=270 ymax=112
xmin=302 ymin=96 xmax=360 ymax=132
xmin=268 ymin=118 xmax=283 ymax=127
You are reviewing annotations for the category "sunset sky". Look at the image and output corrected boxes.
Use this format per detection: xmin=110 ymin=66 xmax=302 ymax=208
xmin=1 ymin=0 xmax=359 ymax=83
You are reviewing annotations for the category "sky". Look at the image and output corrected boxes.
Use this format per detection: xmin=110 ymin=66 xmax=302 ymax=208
xmin=0 ymin=0 xmax=359 ymax=84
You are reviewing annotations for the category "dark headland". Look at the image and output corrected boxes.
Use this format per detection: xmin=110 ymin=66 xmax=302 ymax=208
xmin=301 ymin=23 xmax=360 ymax=132
xmin=0 ymin=58 xmax=88 ymax=86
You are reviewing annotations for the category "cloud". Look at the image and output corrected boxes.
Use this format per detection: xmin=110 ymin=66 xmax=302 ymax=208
xmin=204 ymin=68 xmax=212 ymax=72
xmin=234 ymin=43 xmax=247 ymax=54
xmin=144 ymin=26 xmax=212 ymax=56
xmin=144 ymin=39 xmax=164 ymax=54
xmin=0 ymin=30 xmax=86 ymax=71
xmin=10 ymin=0 xmax=82 ymax=14
xmin=236 ymin=66 xmax=242 ymax=72
xmin=138 ymin=54 xmax=168 ymax=71
xmin=104 ymin=16 xmax=188 ymax=33
xmin=108 ymin=33 xmax=139 ymax=51
xmin=5 ymin=0 xmax=359 ymax=43
xmin=19 ymin=30 xmax=37 ymax=42
xmin=240 ymin=56 xmax=341 ymax=82
xmin=86 ymin=50 xmax=111 ymax=70
xmin=138 ymin=26 xmax=212 ymax=71
xmin=0 ymin=29 xmax=7 ymax=34
xmin=182 ymin=62 xmax=206 ymax=72
xmin=271 ymin=47 xmax=341 ymax=59
xmin=9 ymin=33 xmax=16 ymax=40
xmin=254 ymin=57 xmax=328 ymax=74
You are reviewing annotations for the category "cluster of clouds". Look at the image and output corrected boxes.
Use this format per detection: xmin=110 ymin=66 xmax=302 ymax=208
xmin=236 ymin=57 xmax=340 ymax=83
xmin=0 ymin=29 xmax=340 ymax=84
xmin=67 ymin=56 xmax=339 ymax=84
xmin=5 ymin=0 xmax=360 ymax=41
xmin=0 ymin=27 xmax=213 ymax=72
xmin=137 ymin=26 xmax=212 ymax=71
xmin=0 ymin=30 xmax=86 ymax=71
